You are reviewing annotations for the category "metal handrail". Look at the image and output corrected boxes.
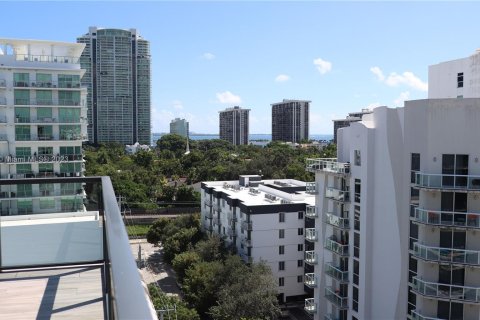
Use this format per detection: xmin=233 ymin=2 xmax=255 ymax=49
xmin=413 ymin=207 xmax=480 ymax=229
xmin=306 ymin=158 xmax=350 ymax=174
xmin=413 ymin=171 xmax=480 ymax=190
xmin=411 ymin=276 xmax=480 ymax=302
xmin=413 ymin=242 xmax=480 ymax=266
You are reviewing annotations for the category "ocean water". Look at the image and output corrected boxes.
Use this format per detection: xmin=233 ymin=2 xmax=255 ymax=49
xmin=152 ymin=133 xmax=333 ymax=144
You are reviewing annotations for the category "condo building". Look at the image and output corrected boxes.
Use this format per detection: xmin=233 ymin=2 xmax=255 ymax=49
xmin=303 ymin=51 xmax=480 ymax=320
xmin=0 ymin=38 xmax=88 ymax=215
xmin=170 ymin=117 xmax=189 ymax=138
xmin=201 ymin=175 xmax=316 ymax=302
xmin=272 ymin=99 xmax=310 ymax=143
xmin=332 ymin=109 xmax=372 ymax=144
xmin=77 ymin=27 xmax=151 ymax=145
xmin=219 ymin=106 xmax=249 ymax=145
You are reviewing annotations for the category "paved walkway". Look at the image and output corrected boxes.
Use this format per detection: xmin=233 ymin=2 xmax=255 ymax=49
xmin=129 ymin=239 xmax=182 ymax=297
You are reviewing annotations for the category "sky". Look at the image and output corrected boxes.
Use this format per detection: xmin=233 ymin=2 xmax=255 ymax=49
xmin=2 ymin=1 xmax=480 ymax=134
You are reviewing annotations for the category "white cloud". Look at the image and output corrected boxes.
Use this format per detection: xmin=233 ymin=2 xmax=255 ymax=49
xmin=313 ymin=58 xmax=332 ymax=75
xmin=370 ymin=67 xmax=385 ymax=81
xmin=275 ymin=74 xmax=290 ymax=82
xmin=202 ymin=52 xmax=215 ymax=60
xmin=216 ymin=91 xmax=242 ymax=104
xmin=371 ymin=66 xmax=427 ymax=92
xmin=172 ymin=100 xmax=183 ymax=110
xmin=394 ymin=91 xmax=410 ymax=107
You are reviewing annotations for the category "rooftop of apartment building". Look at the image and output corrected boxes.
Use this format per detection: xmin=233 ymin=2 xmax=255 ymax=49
xmin=271 ymin=99 xmax=311 ymax=106
xmin=219 ymin=106 xmax=250 ymax=112
xmin=202 ymin=175 xmax=315 ymax=207
xmin=333 ymin=108 xmax=373 ymax=122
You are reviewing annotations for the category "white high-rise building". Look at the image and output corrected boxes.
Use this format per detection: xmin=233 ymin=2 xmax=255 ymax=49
xmin=429 ymin=49 xmax=480 ymax=99
xmin=201 ymin=175 xmax=316 ymax=302
xmin=0 ymin=38 xmax=87 ymax=214
xmin=304 ymin=52 xmax=480 ymax=320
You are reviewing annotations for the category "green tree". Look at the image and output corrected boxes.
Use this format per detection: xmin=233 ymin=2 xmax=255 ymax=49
xmin=148 ymin=284 xmax=200 ymax=320
xmin=172 ymin=251 xmax=201 ymax=283
xmin=193 ymin=235 xmax=226 ymax=262
xmin=156 ymin=134 xmax=187 ymax=157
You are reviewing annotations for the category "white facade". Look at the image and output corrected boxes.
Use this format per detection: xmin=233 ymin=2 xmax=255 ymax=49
xmin=169 ymin=118 xmax=189 ymax=138
xmin=0 ymin=38 xmax=87 ymax=215
xmin=429 ymin=49 xmax=480 ymax=99
xmin=201 ymin=176 xmax=316 ymax=302
xmin=306 ymin=98 xmax=480 ymax=320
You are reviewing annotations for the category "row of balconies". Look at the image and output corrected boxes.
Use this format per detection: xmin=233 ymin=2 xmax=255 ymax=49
xmin=411 ymin=277 xmax=480 ymax=303
xmin=11 ymin=80 xmax=82 ymax=89
xmin=11 ymin=99 xmax=85 ymax=107
xmin=0 ymin=188 xmax=84 ymax=200
xmin=306 ymin=158 xmax=350 ymax=175
xmin=11 ymin=117 xmax=85 ymax=124
xmin=412 ymin=242 xmax=480 ymax=266
xmin=306 ymin=229 xmax=349 ymax=255
xmin=11 ymin=133 xmax=87 ymax=142
xmin=412 ymin=207 xmax=480 ymax=229
xmin=1 ymin=172 xmax=82 ymax=179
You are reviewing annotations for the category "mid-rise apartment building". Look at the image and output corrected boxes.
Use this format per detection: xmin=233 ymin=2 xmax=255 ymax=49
xmin=201 ymin=175 xmax=316 ymax=302
xmin=77 ymin=27 xmax=151 ymax=145
xmin=0 ymin=38 xmax=87 ymax=215
xmin=170 ymin=118 xmax=189 ymax=138
xmin=303 ymin=51 xmax=480 ymax=320
xmin=332 ymin=109 xmax=372 ymax=144
xmin=272 ymin=99 xmax=310 ymax=143
xmin=219 ymin=106 xmax=249 ymax=145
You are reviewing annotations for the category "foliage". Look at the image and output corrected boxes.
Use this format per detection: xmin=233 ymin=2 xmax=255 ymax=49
xmin=125 ymin=224 xmax=151 ymax=237
xmin=172 ymin=251 xmax=201 ymax=283
xmin=148 ymin=284 xmax=200 ymax=320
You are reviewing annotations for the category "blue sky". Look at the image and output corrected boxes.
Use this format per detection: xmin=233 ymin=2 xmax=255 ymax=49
xmin=3 ymin=1 xmax=480 ymax=134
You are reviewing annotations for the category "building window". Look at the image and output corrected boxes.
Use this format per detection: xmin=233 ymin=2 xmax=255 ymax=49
xmin=297 ymin=259 xmax=303 ymax=267
xmin=298 ymin=211 xmax=303 ymax=219
xmin=279 ymin=277 xmax=284 ymax=287
xmin=353 ymin=259 xmax=360 ymax=285
xmin=279 ymin=245 xmax=284 ymax=255
xmin=279 ymin=212 xmax=285 ymax=223
xmin=353 ymin=286 xmax=359 ymax=312
xmin=354 ymin=150 xmax=361 ymax=166
xmin=279 ymin=229 xmax=285 ymax=238
xmin=457 ymin=72 xmax=464 ymax=88
xmin=279 ymin=261 xmax=285 ymax=271
xmin=354 ymin=232 xmax=360 ymax=258
xmin=354 ymin=179 xmax=361 ymax=203
xmin=298 ymin=228 xmax=304 ymax=235
xmin=354 ymin=205 xmax=360 ymax=231
xmin=298 ymin=244 xmax=303 ymax=251
xmin=297 ymin=275 xmax=303 ymax=283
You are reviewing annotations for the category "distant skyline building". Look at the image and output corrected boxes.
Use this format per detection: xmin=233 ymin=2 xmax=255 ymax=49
xmin=271 ymin=99 xmax=310 ymax=143
xmin=169 ymin=118 xmax=189 ymax=138
xmin=332 ymin=109 xmax=372 ymax=143
xmin=219 ymin=106 xmax=249 ymax=145
xmin=77 ymin=27 xmax=151 ymax=145
xmin=429 ymin=49 xmax=480 ymax=99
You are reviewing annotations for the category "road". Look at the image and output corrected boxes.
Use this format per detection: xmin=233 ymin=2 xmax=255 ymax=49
xmin=129 ymin=239 xmax=182 ymax=297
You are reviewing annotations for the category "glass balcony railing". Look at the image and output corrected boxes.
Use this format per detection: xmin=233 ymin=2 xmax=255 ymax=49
xmin=324 ymin=212 xmax=350 ymax=229
xmin=306 ymin=205 xmax=317 ymax=218
xmin=304 ymin=273 xmax=317 ymax=288
xmin=325 ymin=187 xmax=350 ymax=203
xmin=14 ymin=54 xmax=80 ymax=64
xmin=306 ymin=158 xmax=350 ymax=174
xmin=413 ymin=171 xmax=480 ymax=191
xmin=325 ymin=314 xmax=340 ymax=320
xmin=305 ymin=182 xmax=317 ymax=194
xmin=324 ymin=262 xmax=349 ymax=282
xmin=411 ymin=277 xmax=480 ymax=302
xmin=242 ymin=220 xmax=252 ymax=230
xmin=325 ymin=287 xmax=348 ymax=309
xmin=13 ymin=80 xmax=82 ymax=89
xmin=14 ymin=98 xmax=84 ymax=106
xmin=304 ymin=250 xmax=317 ymax=265
xmin=0 ymin=177 xmax=158 ymax=319
xmin=324 ymin=236 xmax=349 ymax=256
xmin=411 ymin=310 xmax=444 ymax=320
xmin=305 ymin=228 xmax=318 ymax=242
xmin=413 ymin=242 xmax=480 ymax=266
xmin=412 ymin=207 xmax=480 ymax=229
xmin=304 ymin=298 xmax=317 ymax=314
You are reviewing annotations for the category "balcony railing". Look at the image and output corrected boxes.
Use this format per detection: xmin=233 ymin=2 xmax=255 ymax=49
xmin=304 ymin=298 xmax=317 ymax=314
xmin=13 ymin=80 xmax=82 ymax=89
xmin=13 ymin=54 xmax=80 ymax=64
xmin=324 ymin=236 xmax=349 ymax=256
xmin=304 ymin=273 xmax=317 ymax=288
xmin=306 ymin=158 xmax=350 ymax=174
xmin=306 ymin=205 xmax=318 ymax=218
xmin=412 ymin=207 xmax=480 ymax=229
xmin=325 ymin=187 xmax=350 ymax=203
xmin=324 ymin=212 xmax=350 ymax=229
xmin=305 ymin=182 xmax=317 ymax=194
xmin=413 ymin=242 xmax=480 ymax=266
xmin=325 ymin=287 xmax=348 ymax=309
xmin=411 ymin=310 xmax=443 ymax=320
xmin=242 ymin=220 xmax=252 ymax=231
xmin=324 ymin=262 xmax=349 ymax=282
xmin=15 ymin=134 xmax=86 ymax=142
xmin=14 ymin=117 xmax=84 ymax=124
xmin=14 ymin=98 xmax=85 ymax=106
xmin=305 ymin=228 xmax=318 ymax=242
xmin=413 ymin=171 xmax=480 ymax=191
xmin=0 ymin=177 xmax=158 ymax=319
xmin=304 ymin=250 xmax=318 ymax=265
xmin=411 ymin=277 xmax=480 ymax=302
xmin=325 ymin=314 xmax=340 ymax=320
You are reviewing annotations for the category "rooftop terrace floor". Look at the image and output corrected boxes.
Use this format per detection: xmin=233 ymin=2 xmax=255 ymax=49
xmin=0 ymin=265 xmax=105 ymax=320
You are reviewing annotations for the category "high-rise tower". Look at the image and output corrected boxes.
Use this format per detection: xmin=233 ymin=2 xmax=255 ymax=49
xmin=271 ymin=99 xmax=310 ymax=143
xmin=219 ymin=106 xmax=249 ymax=145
